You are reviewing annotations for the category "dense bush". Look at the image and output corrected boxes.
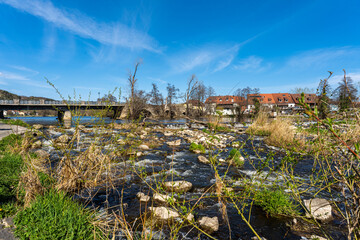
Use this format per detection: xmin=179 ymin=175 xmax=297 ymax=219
xmin=189 ymin=142 xmax=205 ymax=153
xmin=0 ymin=134 xmax=22 ymax=152
xmin=1 ymin=119 xmax=29 ymax=128
xmin=14 ymin=190 xmax=102 ymax=240
xmin=253 ymin=188 xmax=298 ymax=217
xmin=0 ymin=153 xmax=23 ymax=202
xmin=228 ymin=148 xmax=244 ymax=167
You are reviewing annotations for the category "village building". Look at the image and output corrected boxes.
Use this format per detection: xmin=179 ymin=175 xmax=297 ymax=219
xmin=205 ymin=95 xmax=246 ymax=115
xmin=247 ymin=93 xmax=276 ymax=112
xmin=291 ymin=93 xmax=317 ymax=109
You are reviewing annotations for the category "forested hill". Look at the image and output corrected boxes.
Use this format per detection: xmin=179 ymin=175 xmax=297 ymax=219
xmin=0 ymin=89 xmax=54 ymax=101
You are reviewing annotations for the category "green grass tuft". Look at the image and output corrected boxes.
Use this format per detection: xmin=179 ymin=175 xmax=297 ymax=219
xmin=0 ymin=134 xmax=22 ymax=152
xmin=253 ymin=188 xmax=298 ymax=217
xmin=1 ymin=119 xmax=29 ymax=128
xmin=0 ymin=153 xmax=23 ymax=202
xmin=14 ymin=190 xmax=102 ymax=240
xmin=228 ymin=148 xmax=244 ymax=167
xmin=189 ymin=142 xmax=206 ymax=153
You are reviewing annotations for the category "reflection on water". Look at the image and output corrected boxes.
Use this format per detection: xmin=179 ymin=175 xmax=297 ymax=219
xmin=9 ymin=116 xmax=190 ymax=126
xmin=10 ymin=116 xmax=249 ymax=126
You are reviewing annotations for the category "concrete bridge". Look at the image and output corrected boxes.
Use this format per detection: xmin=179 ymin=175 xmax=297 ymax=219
xmin=0 ymin=99 xmax=125 ymax=121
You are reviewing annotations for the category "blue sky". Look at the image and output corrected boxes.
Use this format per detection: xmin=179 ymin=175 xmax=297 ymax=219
xmin=0 ymin=0 xmax=359 ymax=101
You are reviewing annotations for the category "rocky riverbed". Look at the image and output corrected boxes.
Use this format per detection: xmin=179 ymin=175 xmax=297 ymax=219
xmin=17 ymin=122 xmax=348 ymax=240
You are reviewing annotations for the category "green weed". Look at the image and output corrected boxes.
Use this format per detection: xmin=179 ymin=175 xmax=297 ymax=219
xmin=14 ymin=190 xmax=102 ymax=240
xmin=253 ymin=187 xmax=298 ymax=217
xmin=228 ymin=148 xmax=244 ymax=167
xmin=0 ymin=134 xmax=22 ymax=152
xmin=1 ymin=119 xmax=29 ymax=128
xmin=189 ymin=142 xmax=205 ymax=153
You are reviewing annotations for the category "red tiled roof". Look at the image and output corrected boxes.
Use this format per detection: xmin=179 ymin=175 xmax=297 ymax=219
xmin=247 ymin=94 xmax=276 ymax=105
xmin=291 ymin=94 xmax=317 ymax=104
xmin=205 ymin=95 xmax=245 ymax=105
xmin=272 ymin=93 xmax=295 ymax=105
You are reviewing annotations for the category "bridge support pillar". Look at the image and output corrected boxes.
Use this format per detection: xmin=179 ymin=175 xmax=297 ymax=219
xmin=112 ymin=106 xmax=122 ymax=119
xmin=0 ymin=110 xmax=4 ymax=119
xmin=57 ymin=110 xmax=72 ymax=128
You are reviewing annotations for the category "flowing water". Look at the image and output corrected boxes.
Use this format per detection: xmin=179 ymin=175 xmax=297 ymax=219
xmin=21 ymin=117 xmax=346 ymax=239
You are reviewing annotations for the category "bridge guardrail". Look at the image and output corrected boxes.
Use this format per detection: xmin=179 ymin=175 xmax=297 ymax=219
xmin=0 ymin=99 xmax=124 ymax=106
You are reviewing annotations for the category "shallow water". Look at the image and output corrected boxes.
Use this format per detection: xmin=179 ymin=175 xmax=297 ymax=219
xmin=32 ymin=123 xmax=346 ymax=240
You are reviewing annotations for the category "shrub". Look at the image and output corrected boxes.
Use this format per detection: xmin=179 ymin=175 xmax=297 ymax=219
xmin=228 ymin=148 xmax=244 ymax=167
xmin=1 ymin=119 xmax=29 ymax=128
xmin=0 ymin=153 xmax=23 ymax=201
xmin=0 ymin=134 xmax=22 ymax=152
xmin=253 ymin=188 xmax=298 ymax=217
xmin=189 ymin=142 xmax=205 ymax=153
xmin=14 ymin=190 xmax=102 ymax=240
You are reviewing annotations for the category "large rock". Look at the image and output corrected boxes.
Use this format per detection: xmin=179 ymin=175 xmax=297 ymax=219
xmin=34 ymin=149 xmax=50 ymax=159
xmin=153 ymin=193 xmax=172 ymax=204
xmin=166 ymin=139 xmax=181 ymax=147
xmin=31 ymin=140 xmax=42 ymax=149
xmin=198 ymin=155 xmax=210 ymax=164
xmin=198 ymin=216 xmax=219 ymax=233
xmin=303 ymin=198 xmax=332 ymax=221
xmin=310 ymin=236 xmax=326 ymax=240
xmin=163 ymin=181 xmax=192 ymax=193
xmin=148 ymin=207 xmax=179 ymax=221
xmin=136 ymin=192 xmax=150 ymax=203
xmin=138 ymin=144 xmax=149 ymax=150
xmin=56 ymin=134 xmax=70 ymax=143
xmin=33 ymin=124 xmax=43 ymax=130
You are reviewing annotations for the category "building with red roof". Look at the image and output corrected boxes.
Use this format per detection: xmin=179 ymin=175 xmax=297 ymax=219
xmin=205 ymin=95 xmax=246 ymax=115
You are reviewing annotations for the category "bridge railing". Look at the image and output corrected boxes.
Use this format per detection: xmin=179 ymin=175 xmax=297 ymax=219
xmin=0 ymin=100 xmax=14 ymax=104
xmin=0 ymin=99 xmax=124 ymax=106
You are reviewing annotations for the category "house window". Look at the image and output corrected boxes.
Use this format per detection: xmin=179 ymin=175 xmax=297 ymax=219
xmin=307 ymin=98 xmax=311 ymax=101
xmin=226 ymin=98 xmax=228 ymax=101
xmin=231 ymin=99 xmax=234 ymax=102
xmin=219 ymin=98 xmax=222 ymax=102
xmin=285 ymin=99 xmax=288 ymax=102
xmin=278 ymin=98 xmax=282 ymax=102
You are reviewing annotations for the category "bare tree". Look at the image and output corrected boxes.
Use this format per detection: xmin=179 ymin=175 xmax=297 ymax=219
xmin=149 ymin=83 xmax=164 ymax=116
xmin=132 ymin=90 xmax=149 ymax=118
xmin=166 ymin=83 xmax=179 ymax=119
xmin=333 ymin=70 xmax=358 ymax=111
xmin=291 ymin=87 xmax=315 ymax=94
xmin=184 ymin=74 xmax=199 ymax=116
xmin=128 ymin=61 xmax=141 ymax=119
xmin=192 ymin=81 xmax=206 ymax=116
xmin=206 ymin=86 xmax=216 ymax=99
xmin=234 ymin=87 xmax=259 ymax=98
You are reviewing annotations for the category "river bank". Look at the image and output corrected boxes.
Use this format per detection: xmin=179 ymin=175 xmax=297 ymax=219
xmin=0 ymin=115 xmax=354 ymax=239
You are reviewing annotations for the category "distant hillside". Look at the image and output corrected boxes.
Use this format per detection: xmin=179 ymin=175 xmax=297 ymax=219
xmin=0 ymin=89 xmax=54 ymax=101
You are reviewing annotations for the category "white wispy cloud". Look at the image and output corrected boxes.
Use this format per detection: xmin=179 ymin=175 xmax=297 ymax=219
xmin=170 ymin=44 xmax=240 ymax=73
xmin=0 ymin=0 xmax=159 ymax=52
xmin=0 ymin=71 xmax=29 ymax=80
xmin=285 ymin=47 xmax=360 ymax=69
xmin=8 ymin=65 xmax=39 ymax=75
xmin=328 ymin=72 xmax=360 ymax=86
xmin=234 ymin=56 xmax=269 ymax=71
xmin=0 ymin=70 xmax=51 ymax=88
xmin=148 ymin=77 xmax=167 ymax=85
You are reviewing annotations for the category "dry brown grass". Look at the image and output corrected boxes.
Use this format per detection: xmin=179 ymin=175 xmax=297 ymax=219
xmin=56 ymin=144 xmax=114 ymax=193
xmin=18 ymin=156 xmax=45 ymax=207
xmin=264 ymin=119 xmax=305 ymax=150
xmin=246 ymin=112 xmax=271 ymax=136
xmin=247 ymin=112 xmax=306 ymax=150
